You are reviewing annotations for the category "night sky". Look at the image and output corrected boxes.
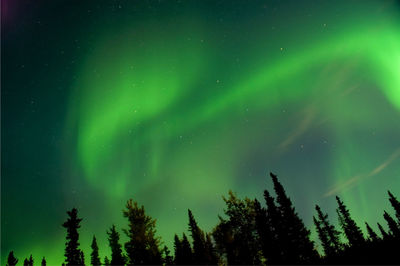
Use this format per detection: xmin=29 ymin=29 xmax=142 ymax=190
xmin=2 ymin=0 xmax=400 ymax=264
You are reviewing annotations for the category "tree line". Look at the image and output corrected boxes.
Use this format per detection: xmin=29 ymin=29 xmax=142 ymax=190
xmin=6 ymin=173 xmax=400 ymax=265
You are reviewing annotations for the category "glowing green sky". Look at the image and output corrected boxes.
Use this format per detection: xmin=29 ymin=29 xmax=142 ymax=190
xmin=2 ymin=0 xmax=400 ymax=265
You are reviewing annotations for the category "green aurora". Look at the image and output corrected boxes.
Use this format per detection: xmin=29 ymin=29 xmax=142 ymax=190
xmin=2 ymin=0 xmax=400 ymax=264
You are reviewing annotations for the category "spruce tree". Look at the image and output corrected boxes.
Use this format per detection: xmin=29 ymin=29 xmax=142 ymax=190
xmin=162 ymin=246 xmax=174 ymax=265
xmin=365 ymin=222 xmax=379 ymax=242
xmin=377 ymin=222 xmax=390 ymax=240
xmin=62 ymin=208 xmax=85 ymax=265
xmin=91 ymin=235 xmax=101 ymax=266
xmin=270 ymin=172 xmax=317 ymax=263
xmin=262 ymin=189 xmax=284 ymax=263
xmin=383 ymin=211 xmax=400 ymax=238
xmin=123 ymin=199 xmax=162 ymax=265
xmin=41 ymin=257 xmax=46 ymax=266
xmin=7 ymin=251 xmax=18 ymax=266
xmin=174 ymin=234 xmax=183 ymax=264
xmin=188 ymin=209 xmax=207 ymax=264
xmin=388 ymin=191 xmax=400 ymax=223
xmin=181 ymin=233 xmax=193 ymax=264
xmin=107 ymin=225 xmax=126 ymax=266
xmin=336 ymin=196 xmax=364 ymax=247
xmin=314 ymin=205 xmax=342 ymax=257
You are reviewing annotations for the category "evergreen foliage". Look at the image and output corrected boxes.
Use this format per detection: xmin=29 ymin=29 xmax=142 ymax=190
xmin=123 ymin=199 xmax=162 ymax=265
xmin=62 ymin=208 xmax=85 ymax=265
xmin=90 ymin=235 xmax=101 ymax=266
xmin=335 ymin=196 xmax=364 ymax=247
xmin=107 ymin=225 xmax=126 ymax=266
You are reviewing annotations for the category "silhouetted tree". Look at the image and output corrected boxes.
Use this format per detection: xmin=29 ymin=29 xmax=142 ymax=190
xmin=270 ymin=172 xmax=317 ymax=263
xmin=213 ymin=191 xmax=259 ymax=264
xmin=377 ymin=222 xmax=390 ymax=240
xmin=383 ymin=211 xmax=400 ymax=238
xmin=258 ymin=190 xmax=284 ymax=264
xmin=365 ymin=222 xmax=379 ymax=242
xmin=23 ymin=256 xmax=33 ymax=266
xmin=107 ymin=225 xmax=126 ymax=266
xmin=7 ymin=251 xmax=18 ymax=266
xmin=313 ymin=205 xmax=342 ymax=257
xmin=62 ymin=208 xmax=84 ymax=265
xmin=188 ymin=209 xmax=208 ymax=264
xmin=123 ymin=199 xmax=162 ymax=265
xmin=103 ymin=256 xmax=110 ymax=266
xmin=388 ymin=191 xmax=400 ymax=223
xmin=174 ymin=233 xmax=193 ymax=265
xmin=41 ymin=257 xmax=46 ymax=266
xmin=335 ymin=196 xmax=364 ymax=247
xmin=91 ymin=235 xmax=101 ymax=266
xmin=162 ymin=246 xmax=173 ymax=265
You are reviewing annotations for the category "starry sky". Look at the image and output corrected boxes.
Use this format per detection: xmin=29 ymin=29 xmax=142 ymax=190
xmin=2 ymin=0 xmax=400 ymax=264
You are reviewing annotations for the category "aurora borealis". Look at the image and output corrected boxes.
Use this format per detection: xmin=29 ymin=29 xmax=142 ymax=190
xmin=2 ymin=0 xmax=400 ymax=264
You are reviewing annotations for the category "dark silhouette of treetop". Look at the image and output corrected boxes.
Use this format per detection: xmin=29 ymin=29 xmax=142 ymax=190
xmin=4 ymin=172 xmax=400 ymax=265
xmin=62 ymin=208 xmax=85 ymax=265
xmin=123 ymin=199 xmax=162 ymax=265
xmin=335 ymin=196 xmax=364 ymax=247
xmin=90 ymin=235 xmax=101 ymax=266
xmin=107 ymin=225 xmax=126 ymax=266
xmin=7 ymin=251 xmax=18 ymax=266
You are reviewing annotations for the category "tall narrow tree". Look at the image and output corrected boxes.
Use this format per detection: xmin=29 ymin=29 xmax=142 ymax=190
xmin=41 ymin=257 xmax=46 ymax=266
xmin=388 ymin=191 xmax=400 ymax=223
xmin=314 ymin=205 xmax=342 ymax=257
xmin=107 ymin=225 xmax=126 ymax=266
xmin=123 ymin=199 xmax=162 ymax=265
xmin=188 ymin=209 xmax=207 ymax=264
xmin=62 ymin=208 xmax=84 ymax=265
xmin=270 ymin=172 xmax=317 ymax=263
xmin=336 ymin=196 xmax=364 ymax=247
xmin=90 ymin=235 xmax=101 ymax=266
xmin=383 ymin=211 xmax=400 ymax=238
xmin=365 ymin=222 xmax=379 ymax=242
xmin=377 ymin=222 xmax=390 ymax=240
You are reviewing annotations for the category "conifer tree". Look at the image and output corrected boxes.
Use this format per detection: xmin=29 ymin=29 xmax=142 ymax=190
xmin=336 ymin=196 xmax=364 ymax=247
xmin=62 ymin=208 xmax=85 ymax=265
xmin=377 ymin=222 xmax=390 ymax=240
xmin=188 ymin=209 xmax=207 ymax=264
xmin=270 ymin=172 xmax=317 ymax=263
xmin=388 ymin=191 xmax=400 ymax=223
xmin=123 ymin=199 xmax=162 ymax=265
xmin=314 ymin=205 xmax=342 ymax=257
xmin=7 ymin=251 xmax=18 ymax=266
xmin=212 ymin=192 xmax=259 ymax=264
xmin=162 ymin=246 xmax=173 ymax=265
xmin=262 ymin=190 xmax=284 ymax=263
xmin=383 ymin=211 xmax=400 ymax=237
xmin=181 ymin=233 xmax=193 ymax=264
xmin=173 ymin=234 xmax=183 ymax=264
xmin=365 ymin=222 xmax=379 ymax=242
xmin=107 ymin=225 xmax=126 ymax=266
xmin=91 ymin=235 xmax=101 ymax=266
xmin=41 ymin=257 xmax=46 ymax=266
